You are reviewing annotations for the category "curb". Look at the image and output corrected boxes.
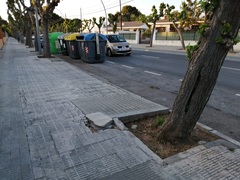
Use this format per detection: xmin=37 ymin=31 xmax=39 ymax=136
xmin=197 ymin=122 xmax=240 ymax=148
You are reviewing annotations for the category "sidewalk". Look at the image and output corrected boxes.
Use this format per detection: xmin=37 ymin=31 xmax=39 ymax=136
xmin=0 ymin=38 xmax=240 ymax=179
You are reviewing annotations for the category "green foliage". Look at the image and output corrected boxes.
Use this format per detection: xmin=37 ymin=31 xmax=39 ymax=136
xmin=200 ymin=0 xmax=219 ymax=12
xmin=155 ymin=116 xmax=165 ymax=127
xmin=108 ymin=13 xmax=118 ymax=33
xmin=122 ymin=5 xmax=142 ymax=21
xmin=228 ymin=148 xmax=235 ymax=152
xmin=142 ymin=29 xmax=151 ymax=38
xmin=186 ymin=44 xmax=199 ymax=60
xmin=233 ymin=37 xmax=240 ymax=45
xmin=220 ymin=22 xmax=232 ymax=35
xmin=197 ymin=23 xmax=209 ymax=35
xmin=216 ymin=22 xmax=237 ymax=45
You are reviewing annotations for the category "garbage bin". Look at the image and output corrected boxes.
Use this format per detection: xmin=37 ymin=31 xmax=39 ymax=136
xmin=49 ymin=32 xmax=64 ymax=54
xmin=58 ymin=33 xmax=69 ymax=55
xmin=64 ymin=33 xmax=80 ymax=59
xmin=76 ymin=33 xmax=107 ymax=63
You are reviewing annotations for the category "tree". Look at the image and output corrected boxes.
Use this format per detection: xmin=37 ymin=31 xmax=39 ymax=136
xmin=7 ymin=0 xmax=25 ymax=43
xmin=82 ymin=19 xmax=94 ymax=33
xmin=0 ymin=16 xmax=11 ymax=35
xmin=108 ymin=13 xmax=118 ymax=33
xmin=161 ymin=0 xmax=202 ymax=50
xmin=67 ymin=18 xmax=81 ymax=32
xmin=93 ymin=16 xmax=105 ymax=33
xmin=149 ymin=5 xmax=162 ymax=47
xmin=33 ymin=0 xmax=61 ymax=58
xmin=158 ymin=0 xmax=240 ymax=142
xmin=121 ymin=5 xmax=142 ymax=21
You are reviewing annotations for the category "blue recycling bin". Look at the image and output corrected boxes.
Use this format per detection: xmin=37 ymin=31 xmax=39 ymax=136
xmin=76 ymin=33 xmax=107 ymax=63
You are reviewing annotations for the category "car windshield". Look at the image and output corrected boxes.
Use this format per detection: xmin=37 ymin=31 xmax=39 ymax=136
xmin=107 ymin=35 xmax=126 ymax=43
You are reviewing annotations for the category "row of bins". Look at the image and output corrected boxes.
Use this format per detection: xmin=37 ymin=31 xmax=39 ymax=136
xmin=57 ymin=32 xmax=107 ymax=63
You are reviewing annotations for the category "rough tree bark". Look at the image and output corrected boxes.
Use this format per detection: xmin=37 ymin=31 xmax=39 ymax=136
xmin=42 ymin=15 xmax=51 ymax=57
xmin=34 ymin=0 xmax=60 ymax=58
xmin=158 ymin=0 xmax=240 ymax=142
xmin=149 ymin=20 xmax=156 ymax=47
xmin=172 ymin=22 xmax=185 ymax=50
xmin=25 ymin=13 xmax=34 ymax=48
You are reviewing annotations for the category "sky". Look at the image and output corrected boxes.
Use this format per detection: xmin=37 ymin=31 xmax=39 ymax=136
xmin=0 ymin=0 xmax=181 ymax=21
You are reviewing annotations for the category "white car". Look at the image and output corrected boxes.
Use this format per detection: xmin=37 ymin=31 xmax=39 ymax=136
xmin=105 ymin=34 xmax=132 ymax=56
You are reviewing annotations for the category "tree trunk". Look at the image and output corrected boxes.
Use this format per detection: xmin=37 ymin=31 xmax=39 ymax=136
xmin=42 ymin=15 xmax=51 ymax=58
xmin=229 ymin=46 xmax=235 ymax=53
xmin=158 ymin=0 xmax=240 ymax=142
xmin=25 ymin=17 xmax=33 ymax=48
xmin=173 ymin=23 xmax=185 ymax=50
xmin=149 ymin=21 xmax=157 ymax=47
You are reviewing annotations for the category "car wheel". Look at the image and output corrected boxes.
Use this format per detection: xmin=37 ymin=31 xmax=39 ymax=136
xmin=107 ymin=49 xmax=112 ymax=57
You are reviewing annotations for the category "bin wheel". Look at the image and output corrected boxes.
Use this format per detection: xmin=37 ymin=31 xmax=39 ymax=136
xmin=107 ymin=49 xmax=112 ymax=57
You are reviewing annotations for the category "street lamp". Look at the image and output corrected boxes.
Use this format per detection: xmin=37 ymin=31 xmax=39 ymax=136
xmin=120 ymin=0 xmax=122 ymax=31
xmin=100 ymin=0 xmax=108 ymax=34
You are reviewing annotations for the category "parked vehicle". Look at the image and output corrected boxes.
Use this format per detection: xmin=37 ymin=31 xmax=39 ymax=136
xmin=105 ymin=34 xmax=132 ymax=56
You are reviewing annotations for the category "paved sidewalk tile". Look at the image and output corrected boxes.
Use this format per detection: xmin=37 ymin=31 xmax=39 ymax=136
xmin=0 ymin=39 xmax=34 ymax=179
xmin=2 ymin=38 xmax=240 ymax=180
xmin=14 ymin=52 xmax=172 ymax=179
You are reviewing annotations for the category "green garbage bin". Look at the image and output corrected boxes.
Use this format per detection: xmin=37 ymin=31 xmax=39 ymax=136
xmin=58 ymin=33 xmax=69 ymax=55
xmin=64 ymin=33 xmax=80 ymax=59
xmin=76 ymin=33 xmax=107 ymax=63
xmin=49 ymin=32 xmax=63 ymax=54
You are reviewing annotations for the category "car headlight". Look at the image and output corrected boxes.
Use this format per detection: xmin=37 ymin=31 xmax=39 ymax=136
xmin=112 ymin=46 xmax=118 ymax=49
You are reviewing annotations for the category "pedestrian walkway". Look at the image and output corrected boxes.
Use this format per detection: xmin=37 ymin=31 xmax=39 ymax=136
xmin=0 ymin=38 xmax=240 ymax=179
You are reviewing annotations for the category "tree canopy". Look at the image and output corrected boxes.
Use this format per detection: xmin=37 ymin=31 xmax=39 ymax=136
xmin=121 ymin=5 xmax=142 ymax=21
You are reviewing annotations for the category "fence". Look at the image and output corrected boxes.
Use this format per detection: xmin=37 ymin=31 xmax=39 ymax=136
xmin=156 ymin=32 xmax=200 ymax=41
xmin=118 ymin=31 xmax=139 ymax=44
xmin=117 ymin=30 xmax=240 ymax=51
xmin=119 ymin=32 xmax=136 ymax=40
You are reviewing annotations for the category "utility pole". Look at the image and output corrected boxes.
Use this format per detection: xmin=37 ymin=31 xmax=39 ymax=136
xmin=34 ymin=6 xmax=42 ymax=54
xmin=65 ymin=14 xmax=68 ymax=33
xmin=120 ymin=0 xmax=122 ymax=31
xmin=80 ymin=8 xmax=82 ymax=32
xmin=100 ymin=0 xmax=108 ymax=34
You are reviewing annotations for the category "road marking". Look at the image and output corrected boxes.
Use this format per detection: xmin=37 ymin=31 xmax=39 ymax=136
xmin=141 ymin=55 xmax=159 ymax=59
xmin=122 ymin=65 xmax=134 ymax=69
xmin=144 ymin=71 xmax=161 ymax=76
xmin=106 ymin=61 xmax=115 ymax=64
xmin=236 ymin=94 xmax=240 ymax=97
xmin=222 ymin=66 xmax=240 ymax=71
xmin=179 ymin=79 xmax=183 ymax=82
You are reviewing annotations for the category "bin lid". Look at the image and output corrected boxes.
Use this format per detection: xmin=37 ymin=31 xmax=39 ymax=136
xmin=76 ymin=33 xmax=107 ymax=41
xmin=58 ymin=33 xmax=69 ymax=39
xmin=49 ymin=32 xmax=64 ymax=40
xmin=64 ymin=33 xmax=80 ymax=41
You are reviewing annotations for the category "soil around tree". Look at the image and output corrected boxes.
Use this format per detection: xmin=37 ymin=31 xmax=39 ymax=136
xmin=124 ymin=115 xmax=219 ymax=159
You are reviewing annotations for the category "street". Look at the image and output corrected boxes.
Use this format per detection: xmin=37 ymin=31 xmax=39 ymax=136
xmin=59 ymin=48 xmax=240 ymax=141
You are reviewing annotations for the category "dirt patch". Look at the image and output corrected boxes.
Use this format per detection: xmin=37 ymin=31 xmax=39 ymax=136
xmin=125 ymin=115 xmax=219 ymax=159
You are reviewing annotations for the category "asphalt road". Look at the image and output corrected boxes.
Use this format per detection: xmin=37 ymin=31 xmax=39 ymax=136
xmin=58 ymin=49 xmax=240 ymax=142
